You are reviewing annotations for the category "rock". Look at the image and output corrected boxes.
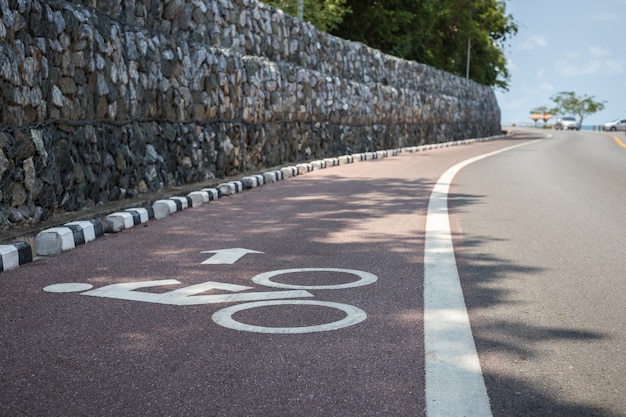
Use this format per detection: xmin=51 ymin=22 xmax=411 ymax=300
xmin=0 ymin=0 xmax=500 ymax=233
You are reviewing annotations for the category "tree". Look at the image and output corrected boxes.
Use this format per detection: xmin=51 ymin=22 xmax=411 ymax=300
xmin=264 ymin=0 xmax=351 ymax=32
xmin=529 ymin=105 xmax=555 ymax=126
xmin=262 ymin=0 xmax=518 ymax=89
xmin=550 ymin=92 xmax=606 ymax=127
xmin=330 ymin=0 xmax=518 ymax=89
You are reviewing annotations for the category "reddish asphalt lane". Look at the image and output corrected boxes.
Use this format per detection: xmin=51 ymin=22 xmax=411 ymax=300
xmin=1 ymin=138 xmax=529 ymax=417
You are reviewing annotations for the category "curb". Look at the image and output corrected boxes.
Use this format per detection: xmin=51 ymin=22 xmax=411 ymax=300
xmin=0 ymin=135 xmax=503 ymax=272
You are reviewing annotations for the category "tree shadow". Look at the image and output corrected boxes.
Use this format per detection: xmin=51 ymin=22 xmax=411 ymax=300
xmin=450 ymin=213 xmax=617 ymax=414
xmin=4 ymin=137 xmax=619 ymax=416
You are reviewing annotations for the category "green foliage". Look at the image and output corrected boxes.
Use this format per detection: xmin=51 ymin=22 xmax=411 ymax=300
xmin=550 ymin=91 xmax=606 ymax=125
xmin=264 ymin=0 xmax=351 ymax=32
xmin=261 ymin=0 xmax=517 ymax=89
xmin=528 ymin=105 xmax=556 ymax=126
xmin=530 ymin=105 xmax=551 ymax=115
xmin=330 ymin=0 xmax=518 ymax=89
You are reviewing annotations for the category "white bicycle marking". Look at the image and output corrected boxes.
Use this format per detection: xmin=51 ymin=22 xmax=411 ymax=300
xmin=43 ymin=268 xmax=377 ymax=333
xmin=80 ymin=280 xmax=313 ymax=305
xmin=44 ymin=283 xmax=94 ymax=293
xmin=212 ymin=299 xmax=367 ymax=334
xmin=252 ymin=268 xmax=378 ymax=290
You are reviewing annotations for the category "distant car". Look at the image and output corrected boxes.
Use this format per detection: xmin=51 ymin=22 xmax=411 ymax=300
xmin=602 ymin=118 xmax=626 ymax=131
xmin=554 ymin=116 xmax=581 ymax=130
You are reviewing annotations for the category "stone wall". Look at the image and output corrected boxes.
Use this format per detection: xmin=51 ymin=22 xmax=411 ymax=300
xmin=0 ymin=0 xmax=501 ymax=231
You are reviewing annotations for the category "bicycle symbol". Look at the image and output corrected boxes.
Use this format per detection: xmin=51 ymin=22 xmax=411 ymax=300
xmin=44 ymin=267 xmax=377 ymax=334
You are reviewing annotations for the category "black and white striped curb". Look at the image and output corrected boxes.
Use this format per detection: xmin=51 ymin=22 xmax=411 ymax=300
xmin=0 ymin=242 xmax=33 ymax=272
xmin=0 ymin=135 xmax=502 ymax=272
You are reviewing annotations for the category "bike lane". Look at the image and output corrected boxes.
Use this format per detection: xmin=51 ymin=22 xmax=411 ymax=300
xmin=1 ymin=138 xmax=528 ymax=416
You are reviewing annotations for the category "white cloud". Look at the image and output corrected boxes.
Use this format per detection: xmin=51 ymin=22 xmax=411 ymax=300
xmin=591 ymin=12 xmax=620 ymax=21
xmin=566 ymin=51 xmax=581 ymax=60
xmin=555 ymin=58 xmax=623 ymax=76
xmin=538 ymin=82 xmax=554 ymax=92
xmin=589 ymin=46 xmax=610 ymax=57
xmin=555 ymin=47 xmax=624 ymax=77
xmin=603 ymin=59 xmax=624 ymax=73
xmin=518 ymin=34 xmax=548 ymax=51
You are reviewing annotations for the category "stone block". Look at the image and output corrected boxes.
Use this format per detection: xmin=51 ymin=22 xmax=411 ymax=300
xmin=153 ymin=200 xmax=177 ymax=219
xmin=36 ymin=227 xmax=76 ymax=256
xmin=64 ymin=220 xmax=104 ymax=244
xmin=253 ymin=175 xmax=264 ymax=186
xmin=169 ymin=197 xmax=190 ymax=210
xmin=280 ymin=167 xmax=293 ymax=178
xmin=188 ymin=191 xmax=209 ymax=207
xmin=262 ymin=172 xmax=276 ymax=183
xmin=104 ymin=212 xmax=135 ymax=233
xmin=201 ymin=188 xmax=219 ymax=201
xmin=229 ymin=181 xmax=243 ymax=193
xmin=124 ymin=208 xmax=152 ymax=224
xmin=296 ymin=164 xmax=311 ymax=174
xmin=242 ymin=176 xmax=258 ymax=189
xmin=218 ymin=183 xmax=236 ymax=196
xmin=0 ymin=242 xmax=33 ymax=271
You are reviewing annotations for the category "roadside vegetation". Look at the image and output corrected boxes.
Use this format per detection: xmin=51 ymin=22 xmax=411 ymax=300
xmin=530 ymin=92 xmax=606 ymax=127
xmin=263 ymin=0 xmax=518 ymax=90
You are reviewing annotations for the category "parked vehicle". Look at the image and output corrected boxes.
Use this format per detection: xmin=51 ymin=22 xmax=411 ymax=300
xmin=602 ymin=118 xmax=626 ymax=131
xmin=554 ymin=116 xmax=581 ymax=130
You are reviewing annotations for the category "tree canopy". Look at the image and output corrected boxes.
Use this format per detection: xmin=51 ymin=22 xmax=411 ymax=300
xmin=529 ymin=105 xmax=554 ymax=125
xmin=550 ymin=91 xmax=606 ymax=126
xmin=264 ymin=0 xmax=351 ymax=32
xmin=263 ymin=0 xmax=518 ymax=89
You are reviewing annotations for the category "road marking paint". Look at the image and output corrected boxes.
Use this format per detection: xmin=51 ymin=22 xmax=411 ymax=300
xmin=43 ymin=267 xmax=378 ymax=333
xmin=252 ymin=267 xmax=378 ymax=290
xmin=200 ymin=248 xmax=264 ymax=264
xmin=609 ymin=134 xmax=626 ymax=149
xmin=212 ymin=299 xmax=367 ymax=334
xmin=424 ymin=140 xmax=539 ymax=417
xmin=80 ymin=279 xmax=313 ymax=305
xmin=44 ymin=283 xmax=93 ymax=293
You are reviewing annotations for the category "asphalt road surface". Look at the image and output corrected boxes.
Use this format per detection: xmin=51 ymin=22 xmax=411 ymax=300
xmin=1 ymin=129 xmax=625 ymax=416
xmin=451 ymin=129 xmax=626 ymax=417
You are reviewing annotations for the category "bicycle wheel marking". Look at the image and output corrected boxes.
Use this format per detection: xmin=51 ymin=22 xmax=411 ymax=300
xmin=252 ymin=268 xmax=378 ymax=290
xmin=212 ymin=299 xmax=367 ymax=334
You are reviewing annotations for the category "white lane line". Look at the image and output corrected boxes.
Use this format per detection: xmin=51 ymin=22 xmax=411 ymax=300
xmin=424 ymin=140 xmax=539 ymax=417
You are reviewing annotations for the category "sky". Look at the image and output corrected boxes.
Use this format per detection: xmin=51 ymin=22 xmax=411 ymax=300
xmin=495 ymin=0 xmax=626 ymax=126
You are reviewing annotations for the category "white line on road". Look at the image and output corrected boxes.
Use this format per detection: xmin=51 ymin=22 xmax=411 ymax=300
xmin=424 ymin=140 xmax=539 ymax=417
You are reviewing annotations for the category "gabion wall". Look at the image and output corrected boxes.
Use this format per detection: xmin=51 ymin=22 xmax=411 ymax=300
xmin=0 ymin=0 xmax=501 ymax=231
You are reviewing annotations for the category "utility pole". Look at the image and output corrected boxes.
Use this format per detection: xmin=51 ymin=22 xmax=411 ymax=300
xmin=466 ymin=38 xmax=471 ymax=80
xmin=298 ymin=0 xmax=303 ymax=19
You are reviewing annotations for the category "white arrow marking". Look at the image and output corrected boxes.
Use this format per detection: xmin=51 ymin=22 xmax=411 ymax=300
xmin=200 ymin=248 xmax=264 ymax=264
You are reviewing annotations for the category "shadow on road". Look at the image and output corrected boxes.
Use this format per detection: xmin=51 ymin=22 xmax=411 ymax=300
xmin=3 ymin=137 xmax=618 ymax=416
xmin=450 ymin=213 xmax=617 ymax=414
